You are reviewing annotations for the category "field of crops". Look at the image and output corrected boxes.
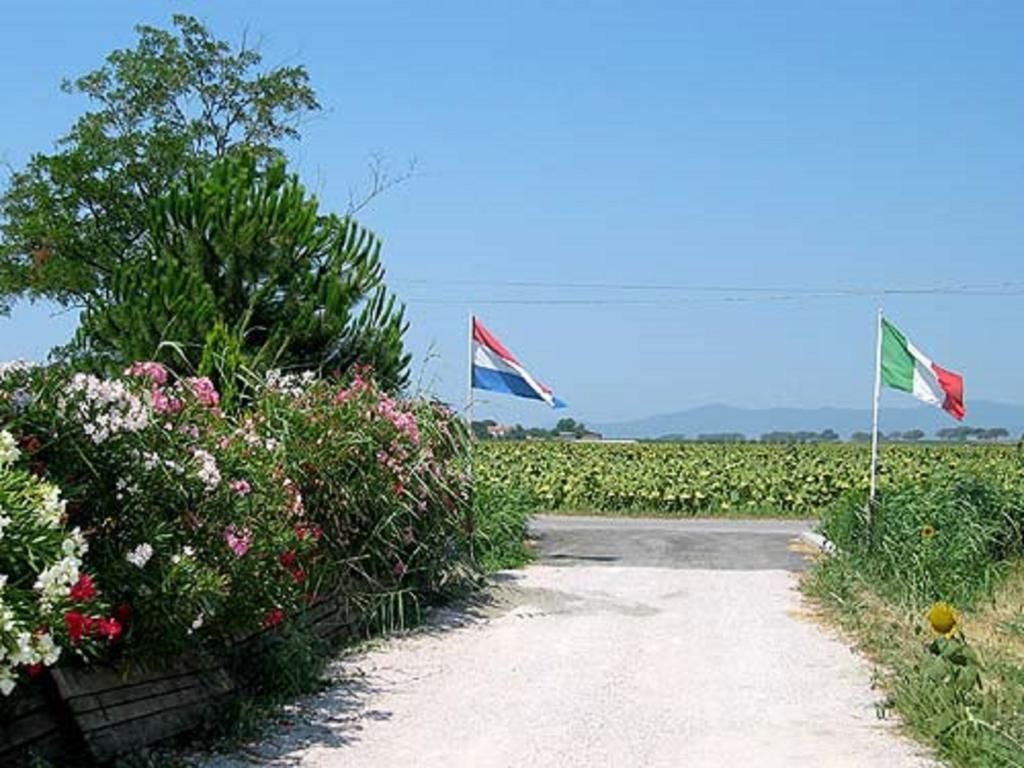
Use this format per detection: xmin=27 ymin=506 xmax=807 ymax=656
xmin=475 ymin=441 xmax=1024 ymax=517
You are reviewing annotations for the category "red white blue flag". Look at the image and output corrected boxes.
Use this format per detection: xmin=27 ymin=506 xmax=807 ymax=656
xmin=471 ymin=317 xmax=567 ymax=408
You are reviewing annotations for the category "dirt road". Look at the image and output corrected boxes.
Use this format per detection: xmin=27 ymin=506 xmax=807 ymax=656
xmin=197 ymin=516 xmax=935 ymax=768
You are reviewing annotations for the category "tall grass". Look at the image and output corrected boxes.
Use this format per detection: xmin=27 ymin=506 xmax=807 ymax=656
xmin=807 ymin=470 xmax=1024 ymax=766
xmin=818 ymin=473 xmax=1024 ymax=608
xmin=471 ymin=478 xmax=533 ymax=571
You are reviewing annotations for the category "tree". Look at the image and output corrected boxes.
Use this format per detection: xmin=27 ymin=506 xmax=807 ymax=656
xmin=72 ymin=154 xmax=409 ymax=400
xmin=902 ymin=429 xmax=925 ymax=441
xmin=0 ymin=15 xmax=320 ymax=314
xmin=980 ymin=427 xmax=1010 ymax=441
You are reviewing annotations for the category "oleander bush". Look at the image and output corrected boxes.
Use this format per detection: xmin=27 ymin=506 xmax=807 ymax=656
xmin=0 ymin=429 xmax=114 ymax=695
xmin=0 ymin=360 xmax=474 ymax=697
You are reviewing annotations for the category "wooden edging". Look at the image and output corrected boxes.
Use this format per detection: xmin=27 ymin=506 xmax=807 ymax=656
xmin=1 ymin=594 xmax=360 ymax=765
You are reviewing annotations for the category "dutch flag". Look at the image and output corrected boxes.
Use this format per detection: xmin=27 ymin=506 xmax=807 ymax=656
xmin=470 ymin=317 xmax=567 ymax=408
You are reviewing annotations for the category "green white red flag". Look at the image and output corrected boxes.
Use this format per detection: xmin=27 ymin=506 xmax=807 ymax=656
xmin=880 ymin=318 xmax=965 ymax=421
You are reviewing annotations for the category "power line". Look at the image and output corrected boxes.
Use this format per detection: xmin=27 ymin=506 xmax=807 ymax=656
xmin=401 ymin=286 xmax=1024 ymax=306
xmin=392 ymin=277 xmax=1024 ymax=298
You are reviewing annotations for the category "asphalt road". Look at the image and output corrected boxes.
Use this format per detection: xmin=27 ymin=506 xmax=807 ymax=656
xmin=531 ymin=514 xmax=814 ymax=570
xmin=195 ymin=516 xmax=935 ymax=768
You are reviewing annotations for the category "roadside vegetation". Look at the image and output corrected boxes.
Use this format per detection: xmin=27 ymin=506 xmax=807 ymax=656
xmin=804 ymin=472 xmax=1024 ymax=767
xmin=0 ymin=15 xmax=532 ymax=765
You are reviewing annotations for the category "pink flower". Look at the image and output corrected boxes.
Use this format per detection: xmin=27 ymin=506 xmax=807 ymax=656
xmin=223 ymin=525 xmax=253 ymax=557
xmin=188 ymin=377 xmax=220 ymax=408
xmin=125 ymin=361 xmax=168 ymax=385
xmin=151 ymin=388 xmax=183 ymax=415
xmin=230 ymin=479 xmax=251 ymax=497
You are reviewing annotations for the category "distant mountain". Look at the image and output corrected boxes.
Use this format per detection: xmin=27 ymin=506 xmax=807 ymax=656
xmin=592 ymin=400 xmax=1024 ymax=440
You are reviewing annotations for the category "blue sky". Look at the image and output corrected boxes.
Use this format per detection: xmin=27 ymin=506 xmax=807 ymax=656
xmin=2 ymin=1 xmax=1022 ymax=425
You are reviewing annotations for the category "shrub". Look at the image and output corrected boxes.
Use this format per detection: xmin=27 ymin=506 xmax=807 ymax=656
xmin=0 ymin=428 xmax=116 ymax=695
xmin=0 ymin=360 xmax=473 ymax=695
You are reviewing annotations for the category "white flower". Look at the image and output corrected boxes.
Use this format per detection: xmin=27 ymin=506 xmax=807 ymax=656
xmin=62 ymin=528 xmax=88 ymax=558
xmin=9 ymin=632 xmax=35 ymax=666
xmin=0 ymin=603 xmax=15 ymax=634
xmin=36 ymin=484 xmax=66 ymax=527
xmin=0 ymin=514 xmax=11 ymax=541
xmin=183 ymin=546 xmax=195 ymax=557
xmin=33 ymin=555 xmax=81 ymax=599
xmin=0 ymin=430 xmax=18 ymax=468
xmin=0 ymin=666 xmax=15 ymax=696
xmin=0 ymin=359 xmax=38 ymax=382
xmin=126 ymin=543 xmax=154 ymax=568
xmin=34 ymin=633 xmax=60 ymax=666
xmin=60 ymin=374 xmax=150 ymax=444
xmin=191 ymin=613 xmax=204 ymax=630
xmin=192 ymin=449 xmax=221 ymax=492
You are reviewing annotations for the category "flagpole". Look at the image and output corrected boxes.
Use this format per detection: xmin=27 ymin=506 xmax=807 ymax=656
xmin=868 ymin=307 xmax=883 ymax=514
xmin=466 ymin=312 xmax=475 ymax=430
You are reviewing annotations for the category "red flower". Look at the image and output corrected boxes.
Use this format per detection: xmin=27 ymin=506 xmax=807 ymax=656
xmin=114 ymin=603 xmax=132 ymax=623
xmin=278 ymin=550 xmax=297 ymax=569
xmin=294 ymin=524 xmax=323 ymax=542
xmin=18 ymin=435 xmax=41 ymax=454
xmin=64 ymin=611 xmax=92 ymax=645
xmin=262 ymin=608 xmax=285 ymax=628
xmin=27 ymin=663 xmax=43 ymax=678
xmin=96 ymin=617 xmax=122 ymax=643
xmin=290 ymin=567 xmax=306 ymax=584
xmin=69 ymin=574 xmax=96 ymax=603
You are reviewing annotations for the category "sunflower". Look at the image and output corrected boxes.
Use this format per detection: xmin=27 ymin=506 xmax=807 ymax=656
xmin=921 ymin=525 xmax=937 ymax=539
xmin=927 ymin=602 xmax=959 ymax=637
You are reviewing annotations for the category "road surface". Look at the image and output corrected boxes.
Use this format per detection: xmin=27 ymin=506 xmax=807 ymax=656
xmin=195 ymin=516 xmax=935 ymax=768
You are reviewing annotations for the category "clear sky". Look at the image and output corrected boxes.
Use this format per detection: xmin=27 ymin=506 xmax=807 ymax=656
xmin=2 ymin=1 xmax=1022 ymax=426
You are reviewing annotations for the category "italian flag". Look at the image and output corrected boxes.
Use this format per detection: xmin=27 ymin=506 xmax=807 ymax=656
xmin=880 ymin=318 xmax=965 ymax=421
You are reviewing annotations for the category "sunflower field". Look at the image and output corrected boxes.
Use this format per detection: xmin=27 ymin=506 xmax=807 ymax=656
xmin=475 ymin=441 xmax=1024 ymax=517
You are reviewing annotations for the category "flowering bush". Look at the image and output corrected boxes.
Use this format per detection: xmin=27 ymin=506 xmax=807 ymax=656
xmin=0 ymin=430 xmax=116 ymax=696
xmin=0 ymin=361 xmax=473 ymax=695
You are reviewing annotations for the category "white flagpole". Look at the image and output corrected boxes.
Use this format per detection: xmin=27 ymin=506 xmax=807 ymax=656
xmin=868 ymin=307 xmax=883 ymax=512
xmin=466 ymin=312 xmax=475 ymax=430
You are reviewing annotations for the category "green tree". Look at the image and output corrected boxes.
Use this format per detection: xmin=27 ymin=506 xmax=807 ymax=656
xmin=0 ymin=14 xmax=319 ymax=313
xmin=73 ymin=153 xmax=409 ymax=398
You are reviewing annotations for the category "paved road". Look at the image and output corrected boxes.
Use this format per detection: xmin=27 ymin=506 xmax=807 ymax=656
xmin=196 ymin=516 xmax=935 ymax=768
xmin=532 ymin=515 xmax=813 ymax=570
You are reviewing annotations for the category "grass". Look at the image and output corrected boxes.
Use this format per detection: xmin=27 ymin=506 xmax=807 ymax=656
xmin=804 ymin=472 xmax=1024 ymax=767
xmin=472 ymin=478 xmax=534 ymax=571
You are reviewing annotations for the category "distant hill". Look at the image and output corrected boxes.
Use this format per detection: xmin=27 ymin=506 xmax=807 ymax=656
xmin=592 ymin=400 xmax=1024 ymax=441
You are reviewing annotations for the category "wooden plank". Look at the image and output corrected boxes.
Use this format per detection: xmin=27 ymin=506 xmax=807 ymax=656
xmin=85 ymin=693 xmax=232 ymax=762
xmin=52 ymin=659 xmax=223 ymax=700
xmin=74 ymin=675 xmax=232 ymax=733
xmin=64 ymin=670 xmax=220 ymax=716
xmin=0 ymin=682 xmax=67 ymax=766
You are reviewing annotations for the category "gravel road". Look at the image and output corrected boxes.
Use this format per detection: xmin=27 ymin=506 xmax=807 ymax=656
xmin=195 ymin=516 xmax=935 ymax=768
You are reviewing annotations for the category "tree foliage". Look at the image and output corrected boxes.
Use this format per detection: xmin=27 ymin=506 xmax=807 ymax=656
xmin=72 ymin=153 xmax=410 ymax=399
xmin=0 ymin=14 xmax=319 ymax=312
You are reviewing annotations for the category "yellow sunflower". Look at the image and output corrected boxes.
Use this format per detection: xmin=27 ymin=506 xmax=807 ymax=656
xmin=921 ymin=525 xmax=937 ymax=539
xmin=926 ymin=602 xmax=959 ymax=638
